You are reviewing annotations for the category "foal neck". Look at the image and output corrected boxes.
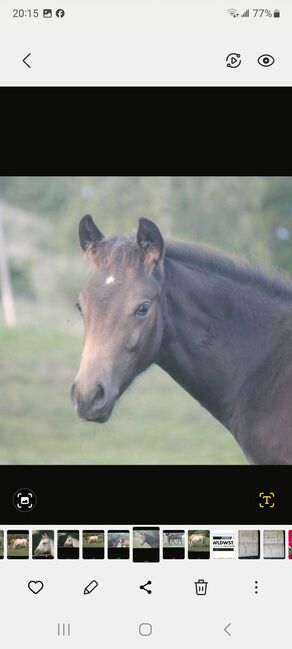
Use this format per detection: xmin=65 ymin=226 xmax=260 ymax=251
xmin=156 ymin=250 xmax=286 ymax=429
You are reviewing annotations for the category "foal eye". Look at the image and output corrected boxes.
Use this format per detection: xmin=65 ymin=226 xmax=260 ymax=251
xmin=135 ymin=301 xmax=152 ymax=317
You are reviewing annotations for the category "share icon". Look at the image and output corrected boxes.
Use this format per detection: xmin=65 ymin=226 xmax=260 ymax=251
xmin=140 ymin=580 xmax=152 ymax=594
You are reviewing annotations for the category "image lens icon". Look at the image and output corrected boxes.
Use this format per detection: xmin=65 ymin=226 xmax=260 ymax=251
xmin=258 ymin=54 xmax=275 ymax=67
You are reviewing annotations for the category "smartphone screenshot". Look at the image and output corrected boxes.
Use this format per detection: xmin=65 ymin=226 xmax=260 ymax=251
xmin=0 ymin=173 xmax=290 ymax=647
xmin=0 ymin=1 xmax=291 ymax=648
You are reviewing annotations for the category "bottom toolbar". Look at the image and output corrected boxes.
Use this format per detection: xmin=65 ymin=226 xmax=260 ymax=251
xmin=0 ymin=525 xmax=291 ymax=646
xmin=0 ymin=527 xmax=291 ymax=648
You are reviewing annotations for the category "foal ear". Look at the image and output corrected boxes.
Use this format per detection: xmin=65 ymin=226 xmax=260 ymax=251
xmin=137 ymin=218 xmax=164 ymax=268
xmin=79 ymin=215 xmax=104 ymax=252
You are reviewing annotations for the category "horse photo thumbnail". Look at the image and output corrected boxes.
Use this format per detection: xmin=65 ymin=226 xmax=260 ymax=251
xmin=7 ymin=531 xmax=29 ymax=559
xmin=133 ymin=528 xmax=160 ymax=562
xmin=188 ymin=530 xmax=210 ymax=559
xmin=163 ymin=531 xmax=185 ymax=559
xmin=32 ymin=530 xmax=54 ymax=559
xmin=83 ymin=530 xmax=105 ymax=559
xmin=108 ymin=531 xmax=130 ymax=559
xmin=57 ymin=531 xmax=80 ymax=559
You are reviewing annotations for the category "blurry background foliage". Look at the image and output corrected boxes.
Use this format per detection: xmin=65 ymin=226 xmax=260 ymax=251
xmin=0 ymin=176 xmax=291 ymax=465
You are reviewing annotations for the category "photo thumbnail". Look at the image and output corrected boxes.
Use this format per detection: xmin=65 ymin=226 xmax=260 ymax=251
xmin=83 ymin=530 xmax=105 ymax=559
xmin=133 ymin=528 xmax=160 ymax=562
xmin=7 ymin=531 xmax=29 ymax=559
xmin=163 ymin=531 xmax=185 ymax=559
xmin=32 ymin=530 xmax=54 ymax=559
xmin=108 ymin=531 xmax=130 ymax=559
xmin=58 ymin=531 xmax=79 ymax=559
xmin=188 ymin=530 xmax=210 ymax=559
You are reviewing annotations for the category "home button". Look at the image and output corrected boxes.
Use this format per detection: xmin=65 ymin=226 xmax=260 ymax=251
xmin=139 ymin=623 xmax=152 ymax=637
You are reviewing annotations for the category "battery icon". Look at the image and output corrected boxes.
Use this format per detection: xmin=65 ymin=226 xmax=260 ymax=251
xmin=273 ymin=9 xmax=280 ymax=17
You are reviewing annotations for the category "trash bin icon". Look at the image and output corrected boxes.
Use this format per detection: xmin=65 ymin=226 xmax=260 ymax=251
xmin=194 ymin=579 xmax=208 ymax=595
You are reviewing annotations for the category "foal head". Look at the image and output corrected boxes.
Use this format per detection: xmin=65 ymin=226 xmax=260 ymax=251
xmin=35 ymin=533 xmax=50 ymax=556
xmin=71 ymin=216 xmax=165 ymax=423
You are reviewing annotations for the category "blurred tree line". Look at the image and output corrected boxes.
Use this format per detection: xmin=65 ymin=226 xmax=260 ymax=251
xmin=0 ymin=176 xmax=292 ymax=320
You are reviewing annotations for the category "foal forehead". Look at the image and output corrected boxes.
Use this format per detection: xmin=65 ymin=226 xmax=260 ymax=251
xmin=87 ymin=264 xmax=150 ymax=294
xmin=105 ymin=275 xmax=115 ymax=286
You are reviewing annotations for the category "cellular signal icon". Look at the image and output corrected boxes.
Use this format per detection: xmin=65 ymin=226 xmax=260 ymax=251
xmin=227 ymin=8 xmax=239 ymax=17
xmin=241 ymin=9 xmax=250 ymax=17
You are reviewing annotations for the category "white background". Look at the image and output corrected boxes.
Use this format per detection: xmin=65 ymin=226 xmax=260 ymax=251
xmin=0 ymin=524 xmax=291 ymax=647
xmin=0 ymin=0 xmax=290 ymax=85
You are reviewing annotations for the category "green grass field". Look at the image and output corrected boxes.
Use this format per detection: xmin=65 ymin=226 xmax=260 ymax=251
xmin=0 ymin=325 xmax=247 ymax=464
xmin=8 ymin=548 xmax=29 ymax=558
xmin=163 ymin=535 xmax=185 ymax=548
xmin=188 ymin=542 xmax=210 ymax=553
xmin=188 ymin=531 xmax=210 ymax=553
xmin=83 ymin=535 xmax=104 ymax=548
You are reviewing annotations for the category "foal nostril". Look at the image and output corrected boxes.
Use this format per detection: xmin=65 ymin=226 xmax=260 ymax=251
xmin=92 ymin=384 xmax=106 ymax=408
xmin=71 ymin=381 xmax=107 ymax=418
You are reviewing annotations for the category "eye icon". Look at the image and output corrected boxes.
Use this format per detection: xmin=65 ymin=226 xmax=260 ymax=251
xmin=258 ymin=54 xmax=275 ymax=67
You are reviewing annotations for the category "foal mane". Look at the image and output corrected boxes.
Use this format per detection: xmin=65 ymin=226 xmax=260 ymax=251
xmin=89 ymin=230 xmax=292 ymax=302
xmin=165 ymin=238 xmax=292 ymax=302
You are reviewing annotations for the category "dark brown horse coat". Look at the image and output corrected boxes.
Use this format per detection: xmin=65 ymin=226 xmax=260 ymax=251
xmin=72 ymin=215 xmax=292 ymax=465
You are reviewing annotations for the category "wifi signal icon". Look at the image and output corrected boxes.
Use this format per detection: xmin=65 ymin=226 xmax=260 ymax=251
xmin=228 ymin=8 xmax=239 ymax=17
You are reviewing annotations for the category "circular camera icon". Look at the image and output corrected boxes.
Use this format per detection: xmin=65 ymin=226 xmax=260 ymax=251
xmin=258 ymin=54 xmax=275 ymax=67
xmin=56 ymin=8 xmax=65 ymax=18
xmin=13 ymin=488 xmax=37 ymax=512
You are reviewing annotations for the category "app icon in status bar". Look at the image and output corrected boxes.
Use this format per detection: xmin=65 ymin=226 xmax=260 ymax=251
xmin=227 ymin=8 xmax=280 ymax=18
xmin=42 ymin=9 xmax=65 ymax=18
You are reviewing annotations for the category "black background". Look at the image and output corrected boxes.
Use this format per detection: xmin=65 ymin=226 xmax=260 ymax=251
xmin=1 ymin=87 xmax=290 ymax=175
xmin=0 ymin=466 xmax=289 ymax=524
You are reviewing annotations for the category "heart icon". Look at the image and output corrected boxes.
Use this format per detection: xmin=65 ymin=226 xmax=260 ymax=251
xmin=28 ymin=580 xmax=44 ymax=594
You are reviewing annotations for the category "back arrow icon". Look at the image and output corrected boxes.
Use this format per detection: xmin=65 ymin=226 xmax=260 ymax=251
xmin=23 ymin=53 xmax=31 ymax=68
xmin=224 ymin=622 xmax=232 ymax=636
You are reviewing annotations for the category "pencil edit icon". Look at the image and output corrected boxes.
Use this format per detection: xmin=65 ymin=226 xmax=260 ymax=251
xmin=84 ymin=579 xmax=98 ymax=595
